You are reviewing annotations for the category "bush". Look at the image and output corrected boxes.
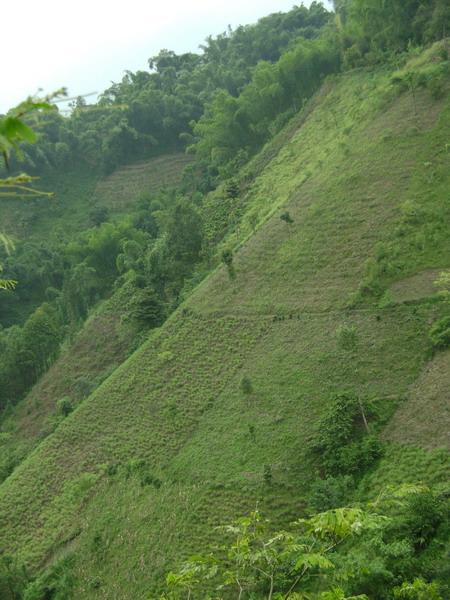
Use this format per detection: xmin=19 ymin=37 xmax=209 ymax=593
xmin=240 ymin=375 xmax=253 ymax=396
xmin=73 ymin=376 xmax=95 ymax=399
xmin=221 ymin=249 xmax=235 ymax=280
xmin=125 ymin=459 xmax=162 ymax=489
xmin=225 ymin=178 xmax=239 ymax=199
xmin=393 ymin=578 xmax=443 ymax=599
xmin=429 ymin=316 xmax=450 ymax=349
xmin=56 ymin=396 xmax=73 ymax=417
xmin=311 ymin=393 xmax=382 ymax=476
xmin=401 ymin=491 xmax=445 ymax=550
xmin=263 ymin=464 xmax=272 ymax=485
xmin=89 ymin=205 xmax=109 ymax=227
xmin=308 ymin=475 xmax=355 ymax=512
xmin=280 ymin=211 xmax=294 ymax=224
xmin=0 ymin=554 xmax=29 ymax=600
xmin=336 ymin=435 xmax=384 ymax=475
xmin=221 ymin=249 xmax=233 ymax=267
xmin=336 ymin=324 xmax=358 ymax=351
xmin=23 ymin=558 xmax=74 ymax=600
xmin=126 ymin=287 xmax=165 ymax=327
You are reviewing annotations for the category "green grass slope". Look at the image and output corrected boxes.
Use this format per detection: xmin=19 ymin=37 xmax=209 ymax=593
xmin=0 ymin=283 xmax=139 ymax=483
xmin=0 ymin=153 xmax=191 ymax=481
xmin=1 ymin=50 xmax=450 ymax=599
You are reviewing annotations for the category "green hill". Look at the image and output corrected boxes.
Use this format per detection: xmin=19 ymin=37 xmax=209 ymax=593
xmin=1 ymin=45 xmax=449 ymax=599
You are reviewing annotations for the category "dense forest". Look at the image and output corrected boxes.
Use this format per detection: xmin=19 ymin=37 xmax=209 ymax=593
xmin=1 ymin=0 xmax=450 ymax=598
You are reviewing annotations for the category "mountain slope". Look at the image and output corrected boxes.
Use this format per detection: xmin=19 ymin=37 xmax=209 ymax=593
xmin=0 ymin=152 xmax=191 ymax=481
xmin=0 ymin=49 xmax=449 ymax=598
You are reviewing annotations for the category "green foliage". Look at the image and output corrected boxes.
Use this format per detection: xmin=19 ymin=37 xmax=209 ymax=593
xmin=336 ymin=0 xmax=450 ymax=67
xmin=159 ymin=505 xmax=387 ymax=600
xmin=89 ymin=205 xmax=109 ymax=227
xmin=263 ymin=463 xmax=273 ymax=485
xmin=221 ymin=248 xmax=236 ymax=280
xmin=319 ymin=589 xmax=368 ymax=600
xmin=56 ymin=397 xmax=73 ymax=417
xmin=0 ymin=91 xmax=65 ymax=198
xmin=434 ymin=270 xmax=450 ymax=297
xmin=393 ymin=578 xmax=443 ymax=599
xmin=124 ymin=459 xmax=162 ymax=489
xmin=280 ymin=211 xmax=294 ymax=225
xmin=399 ymin=490 xmax=446 ymax=550
xmin=225 ymin=178 xmax=240 ymax=199
xmin=429 ymin=316 xmax=450 ymax=349
xmin=23 ymin=557 xmax=74 ymax=600
xmin=0 ymin=265 xmax=16 ymax=291
xmin=336 ymin=324 xmax=358 ymax=351
xmin=126 ymin=287 xmax=165 ymax=328
xmin=192 ymin=35 xmax=340 ymax=174
xmin=221 ymin=249 xmax=233 ymax=268
xmin=1 ymin=13 xmax=450 ymax=600
xmin=333 ymin=486 xmax=449 ymax=599
xmin=0 ymin=234 xmax=17 ymax=291
xmin=0 ymin=101 xmax=48 ymax=162
xmin=240 ymin=375 xmax=254 ymax=396
xmin=4 ymin=5 xmax=331 ymax=179
xmin=0 ymin=554 xmax=29 ymax=600
xmin=308 ymin=476 xmax=355 ymax=512
xmin=0 ymin=302 xmax=63 ymax=410
xmin=311 ymin=393 xmax=382 ymax=476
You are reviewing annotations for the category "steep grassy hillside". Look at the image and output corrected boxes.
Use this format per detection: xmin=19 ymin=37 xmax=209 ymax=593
xmin=0 ymin=283 xmax=139 ymax=483
xmin=0 ymin=153 xmax=191 ymax=480
xmin=1 ymin=48 xmax=449 ymax=599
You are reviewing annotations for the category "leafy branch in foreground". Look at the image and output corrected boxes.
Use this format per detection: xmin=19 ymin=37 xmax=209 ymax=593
xmin=155 ymin=506 xmax=383 ymax=600
xmin=0 ymin=233 xmax=17 ymax=290
xmin=0 ymin=173 xmax=53 ymax=199
xmin=0 ymin=266 xmax=16 ymax=290
xmin=0 ymin=89 xmax=66 ymax=199
xmin=154 ymin=484 xmax=445 ymax=600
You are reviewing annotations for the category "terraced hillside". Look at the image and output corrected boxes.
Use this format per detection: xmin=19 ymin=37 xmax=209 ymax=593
xmin=0 ymin=153 xmax=190 ymax=242
xmin=92 ymin=153 xmax=192 ymax=212
xmin=1 ymin=48 xmax=449 ymax=599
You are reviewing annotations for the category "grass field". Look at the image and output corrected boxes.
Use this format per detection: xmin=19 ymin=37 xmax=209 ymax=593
xmin=0 ymin=49 xmax=449 ymax=598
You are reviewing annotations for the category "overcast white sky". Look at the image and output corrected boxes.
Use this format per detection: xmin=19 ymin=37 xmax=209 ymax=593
xmin=2 ymin=0 xmax=331 ymax=113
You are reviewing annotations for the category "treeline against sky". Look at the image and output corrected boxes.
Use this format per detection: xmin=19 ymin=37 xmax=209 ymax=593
xmin=3 ymin=1 xmax=449 ymax=182
xmin=3 ymin=3 xmax=331 ymax=177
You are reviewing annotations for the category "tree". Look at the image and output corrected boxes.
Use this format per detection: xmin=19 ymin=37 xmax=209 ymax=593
xmin=157 ymin=485 xmax=446 ymax=600
xmin=311 ymin=392 xmax=382 ymax=476
xmin=393 ymin=579 xmax=443 ymax=600
xmin=126 ymin=286 xmax=165 ymax=327
xmin=157 ymin=506 xmax=382 ymax=599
